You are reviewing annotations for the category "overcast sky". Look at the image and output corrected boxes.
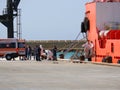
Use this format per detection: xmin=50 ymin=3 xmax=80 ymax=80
xmin=0 ymin=0 xmax=92 ymax=40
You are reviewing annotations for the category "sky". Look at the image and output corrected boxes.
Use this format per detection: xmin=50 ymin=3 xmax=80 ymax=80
xmin=0 ymin=0 xmax=92 ymax=40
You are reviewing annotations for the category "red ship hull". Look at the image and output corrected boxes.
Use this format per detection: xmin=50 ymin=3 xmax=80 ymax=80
xmin=83 ymin=1 xmax=120 ymax=63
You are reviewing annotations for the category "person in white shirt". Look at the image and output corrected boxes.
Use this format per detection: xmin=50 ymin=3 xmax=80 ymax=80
xmin=82 ymin=40 xmax=94 ymax=61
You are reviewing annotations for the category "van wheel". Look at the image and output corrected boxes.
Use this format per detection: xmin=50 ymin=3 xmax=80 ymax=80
xmin=6 ymin=54 xmax=12 ymax=60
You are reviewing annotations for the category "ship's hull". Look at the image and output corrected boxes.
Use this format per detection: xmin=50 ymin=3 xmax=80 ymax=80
xmin=84 ymin=2 xmax=120 ymax=64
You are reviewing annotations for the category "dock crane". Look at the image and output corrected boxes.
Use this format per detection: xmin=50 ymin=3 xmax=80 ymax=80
xmin=0 ymin=0 xmax=21 ymax=38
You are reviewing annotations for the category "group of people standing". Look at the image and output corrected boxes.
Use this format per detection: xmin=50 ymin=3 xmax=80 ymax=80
xmin=24 ymin=41 xmax=94 ymax=62
xmin=25 ymin=45 xmax=57 ymax=61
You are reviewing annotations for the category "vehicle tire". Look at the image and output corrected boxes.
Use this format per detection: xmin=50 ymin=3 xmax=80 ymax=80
xmin=6 ymin=54 xmax=12 ymax=60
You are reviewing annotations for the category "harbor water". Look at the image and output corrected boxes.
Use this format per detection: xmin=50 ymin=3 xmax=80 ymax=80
xmin=57 ymin=51 xmax=81 ymax=59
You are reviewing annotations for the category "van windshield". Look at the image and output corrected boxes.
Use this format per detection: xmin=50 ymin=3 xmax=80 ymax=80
xmin=18 ymin=42 xmax=25 ymax=48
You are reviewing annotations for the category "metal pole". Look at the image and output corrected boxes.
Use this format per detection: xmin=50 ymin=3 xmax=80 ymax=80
xmin=7 ymin=0 xmax=14 ymax=38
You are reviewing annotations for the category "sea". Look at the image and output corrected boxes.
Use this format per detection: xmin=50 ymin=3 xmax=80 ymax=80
xmin=57 ymin=51 xmax=81 ymax=59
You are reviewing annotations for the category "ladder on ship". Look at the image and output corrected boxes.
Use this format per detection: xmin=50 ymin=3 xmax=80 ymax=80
xmin=62 ymin=31 xmax=86 ymax=59
xmin=14 ymin=9 xmax=22 ymax=39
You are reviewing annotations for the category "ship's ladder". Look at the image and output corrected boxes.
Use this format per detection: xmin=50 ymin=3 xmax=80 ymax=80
xmin=63 ymin=31 xmax=86 ymax=57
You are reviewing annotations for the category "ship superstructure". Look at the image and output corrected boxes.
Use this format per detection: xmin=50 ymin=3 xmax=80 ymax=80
xmin=81 ymin=0 xmax=120 ymax=63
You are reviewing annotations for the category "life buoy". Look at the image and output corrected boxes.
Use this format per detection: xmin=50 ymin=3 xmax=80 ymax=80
xmin=81 ymin=22 xmax=86 ymax=33
xmin=84 ymin=17 xmax=90 ymax=31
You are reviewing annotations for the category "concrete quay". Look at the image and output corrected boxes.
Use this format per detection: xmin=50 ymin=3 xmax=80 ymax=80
xmin=0 ymin=60 xmax=120 ymax=90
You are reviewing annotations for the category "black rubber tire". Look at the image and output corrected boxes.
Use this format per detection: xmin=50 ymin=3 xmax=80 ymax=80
xmin=117 ymin=60 xmax=120 ymax=64
xmin=81 ymin=22 xmax=86 ymax=33
xmin=6 ymin=54 xmax=12 ymax=60
xmin=84 ymin=17 xmax=90 ymax=31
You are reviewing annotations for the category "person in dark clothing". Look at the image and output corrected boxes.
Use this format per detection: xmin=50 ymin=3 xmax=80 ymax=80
xmin=33 ymin=47 xmax=36 ymax=60
xmin=35 ymin=45 xmax=41 ymax=61
xmin=25 ymin=45 xmax=28 ymax=60
xmin=52 ymin=45 xmax=57 ymax=61
xmin=28 ymin=46 xmax=32 ymax=60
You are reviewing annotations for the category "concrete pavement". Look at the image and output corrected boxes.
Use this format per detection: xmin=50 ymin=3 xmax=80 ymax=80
xmin=0 ymin=60 xmax=120 ymax=90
